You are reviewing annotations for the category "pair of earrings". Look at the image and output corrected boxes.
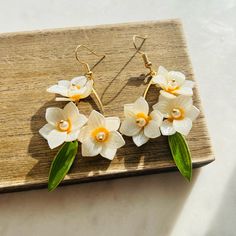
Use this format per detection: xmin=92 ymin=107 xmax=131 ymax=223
xmin=39 ymin=35 xmax=200 ymax=191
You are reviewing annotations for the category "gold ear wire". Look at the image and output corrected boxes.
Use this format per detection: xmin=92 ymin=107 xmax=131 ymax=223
xmin=133 ymin=35 xmax=157 ymax=99
xmin=75 ymin=45 xmax=106 ymax=113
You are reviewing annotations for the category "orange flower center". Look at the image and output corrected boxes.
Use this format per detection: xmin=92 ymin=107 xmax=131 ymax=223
xmin=70 ymin=94 xmax=81 ymax=101
xmin=168 ymin=108 xmax=185 ymax=121
xmin=57 ymin=119 xmax=72 ymax=133
xmin=92 ymin=127 xmax=110 ymax=143
xmin=135 ymin=113 xmax=151 ymax=127
xmin=164 ymin=79 xmax=179 ymax=94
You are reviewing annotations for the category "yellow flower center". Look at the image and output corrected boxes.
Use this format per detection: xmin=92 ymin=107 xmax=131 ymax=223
xmin=92 ymin=127 xmax=110 ymax=143
xmin=57 ymin=119 xmax=72 ymax=133
xmin=168 ymin=108 xmax=185 ymax=121
xmin=165 ymin=79 xmax=179 ymax=94
xmin=69 ymin=94 xmax=81 ymax=101
xmin=69 ymin=84 xmax=82 ymax=101
xmin=135 ymin=113 xmax=151 ymax=127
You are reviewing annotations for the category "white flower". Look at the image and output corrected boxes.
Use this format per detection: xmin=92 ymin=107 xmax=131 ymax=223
xmin=78 ymin=110 xmax=125 ymax=160
xmin=152 ymin=66 xmax=194 ymax=98
xmin=153 ymin=95 xmax=200 ymax=136
xmin=39 ymin=102 xmax=87 ymax=149
xmin=47 ymin=76 xmax=93 ymax=101
xmin=120 ymin=97 xmax=163 ymax=147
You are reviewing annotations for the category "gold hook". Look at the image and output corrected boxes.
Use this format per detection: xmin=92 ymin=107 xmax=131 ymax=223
xmin=133 ymin=35 xmax=157 ymax=99
xmin=75 ymin=44 xmax=106 ymax=78
xmin=74 ymin=44 xmax=106 ymax=113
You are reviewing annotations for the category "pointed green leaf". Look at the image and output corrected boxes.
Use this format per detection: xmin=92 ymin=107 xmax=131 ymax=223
xmin=48 ymin=141 xmax=78 ymax=191
xmin=168 ymin=132 xmax=192 ymax=181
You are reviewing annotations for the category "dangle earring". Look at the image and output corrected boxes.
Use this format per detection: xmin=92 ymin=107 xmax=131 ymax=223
xmin=120 ymin=35 xmax=163 ymax=147
xmin=120 ymin=35 xmax=200 ymax=181
xmin=47 ymin=45 xmax=105 ymax=112
xmin=39 ymin=45 xmax=125 ymax=191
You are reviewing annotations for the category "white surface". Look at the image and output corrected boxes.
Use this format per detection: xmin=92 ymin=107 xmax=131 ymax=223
xmin=0 ymin=0 xmax=236 ymax=235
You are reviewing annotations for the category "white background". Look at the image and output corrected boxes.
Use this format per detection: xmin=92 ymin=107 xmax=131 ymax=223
xmin=0 ymin=0 xmax=235 ymax=235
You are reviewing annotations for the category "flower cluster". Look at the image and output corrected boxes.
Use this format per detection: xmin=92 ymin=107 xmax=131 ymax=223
xmin=40 ymin=102 xmax=125 ymax=160
xmin=40 ymin=76 xmax=125 ymax=160
xmin=120 ymin=66 xmax=200 ymax=146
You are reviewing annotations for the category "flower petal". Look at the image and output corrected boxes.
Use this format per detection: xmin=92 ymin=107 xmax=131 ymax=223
xmin=79 ymin=80 xmax=93 ymax=99
xmin=124 ymin=103 xmax=135 ymax=117
xmin=47 ymin=130 xmax=67 ymax=149
xmin=87 ymin=110 xmax=105 ymax=129
xmin=144 ymin=120 xmax=161 ymax=138
xmin=132 ymin=130 xmax=149 ymax=147
xmin=66 ymin=130 xmax=80 ymax=142
xmin=71 ymin=76 xmax=87 ymax=87
xmin=186 ymin=106 xmax=200 ymax=121
xmin=173 ymin=118 xmax=192 ymax=136
xmin=39 ymin=124 xmax=54 ymax=139
xmin=68 ymin=86 xmax=87 ymax=98
xmin=160 ymin=120 xmax=176 ymax=136
xmin=158 ymin=66 xmax=168 ymax=75
xmin=174 ymin=95 xmax=193 ymax=111
xmin=153 ymin=98 xmax=172 ymax=118
xmin=55 ymin=97 xmax=72 ymax=102
xmin=81 ymin=137 xmax=102 ymax=157
xmin=47 ymin=85 xmax=68 ymax=97
xmin=46 ymin=107 xmax=64 ymax=125
xmin=58 ymin=80 xmax=71 ymax=88
xmin=183 ymin=80 xmax=195 ymax=88
xmin=168 ymin=71 xmax=185 ymax=85
xmin=133 ymin=96 xmax=149 ymax=114
xmin=152 ymin=74 xmax=167 ymax=87
xmin=63 ymin=102 xmax=88 ymax=129
xmin=107 ymin=131 xmax=125 ymax=149
xmin=105 ymin=117 xmax=120 ymax=131
xmin=63 ymin=102 xmax=79 ymax=122
xmin=73 ymin=114 xmax=88 ymax=130
xmin=175 ymin=87 xmax=193 ymax=96
xmin=100 ymin=147 xmax=117 ymax=160
xmin=120 ymin=117 xmax=140 ymax=136
xmin=78 ymin=126 xmax=91 ymax=143
xmin=150 ymin=110 xmax=163 ymax=126
xmin=160 ymin=90 xmax=176 ymax=99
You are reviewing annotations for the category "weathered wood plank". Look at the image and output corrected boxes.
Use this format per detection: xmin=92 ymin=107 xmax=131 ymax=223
xmin=0 ymin=20 xmax=214 ymax=193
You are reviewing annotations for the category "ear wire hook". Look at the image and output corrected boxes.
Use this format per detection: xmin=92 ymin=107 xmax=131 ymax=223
xmin=133 ymin=35 xmax=157 ymax=99
xmin=75 ymin=45 xmax=106 ymax=113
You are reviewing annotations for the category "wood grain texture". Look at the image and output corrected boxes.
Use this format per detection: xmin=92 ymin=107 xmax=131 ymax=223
xmin=0 ymin=20 xmax=214 ymax=193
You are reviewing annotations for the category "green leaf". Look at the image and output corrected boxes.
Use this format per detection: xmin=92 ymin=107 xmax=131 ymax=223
xmin=168 ymin=132 xmax=192 ymax=181
xmin=48 ymin=141 xmax=78 ymax=191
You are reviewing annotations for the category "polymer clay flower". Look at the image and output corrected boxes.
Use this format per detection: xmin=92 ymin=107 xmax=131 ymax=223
xmin=120 ymin=97 xmax=163 ymax=147
xmin=47 ymin=76 xmax=93 ymax=101
xmin=153 ymin=95 xmax=200 ymax=136
xmin=78 ymin=110 xmax=125 ymax=160
xmin=152 ymin=66 xmax=194 ymax=98
xmin=39 ymin=102 xmax=87 ymax=149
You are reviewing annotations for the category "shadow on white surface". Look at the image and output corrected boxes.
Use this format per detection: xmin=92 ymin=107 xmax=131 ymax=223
xmin=0 ymin=169 xmax=200 ymax=236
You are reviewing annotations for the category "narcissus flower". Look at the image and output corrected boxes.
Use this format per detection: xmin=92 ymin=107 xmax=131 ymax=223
xmin=39 ymin=102 xmax=87 ymax=149
xmin=120 ymin=97 xmax=163 ymax=147
xmin=47 ymin=76 xmax=93 ymax=101
xmin=78 ymin=110 xmax=125 ymax=160
xmin=153 ymin=95 xmax=200 ymax=136
xmin=152 ymin=66 xmax=194 ymax=98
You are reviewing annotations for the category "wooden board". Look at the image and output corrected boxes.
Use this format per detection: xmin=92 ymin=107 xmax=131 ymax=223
xmin=0 ymin=20 xmax=214 ymax=193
